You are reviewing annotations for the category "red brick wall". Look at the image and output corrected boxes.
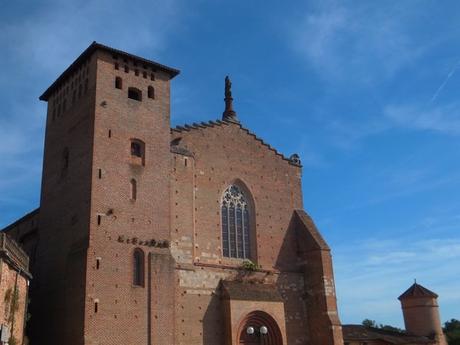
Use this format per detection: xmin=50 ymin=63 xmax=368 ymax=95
xmin=401 ymin=297 xmax=447 ymax=345
xmin=0 ymin=260 xmax=29 ymax=345
xmin=30 ymin=51 xmax=96 ymax=345
xmin=84 ymin=50 xmax=174 ymax=345
xmin=3 ymin=45 xmax=344 ymax=345
xmin=170 ymin=123 xmax=343 ymax=345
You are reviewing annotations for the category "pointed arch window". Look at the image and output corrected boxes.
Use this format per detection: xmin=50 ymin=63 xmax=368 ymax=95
xmin=221 ymin=185 xmax=251 ymax=259
xmin=133 ymin=248 xmax=145 ymax=287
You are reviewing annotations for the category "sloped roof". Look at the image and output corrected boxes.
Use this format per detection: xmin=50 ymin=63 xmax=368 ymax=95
xmin=170 ymin=119 xmax=302 ymax=167
xmin=398 ymin=283 xmax=438 ymax=300
xmin=40 ymin=41 xmax=180 ymax=101
xmin=1 ymin=208 xmax=39 ymax=233
xmin=342 ymin=325 xmax=434 ymax=344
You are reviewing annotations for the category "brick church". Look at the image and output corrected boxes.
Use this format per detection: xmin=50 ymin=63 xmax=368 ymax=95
xmin=2 ymin=42 xmax=344 ymax=345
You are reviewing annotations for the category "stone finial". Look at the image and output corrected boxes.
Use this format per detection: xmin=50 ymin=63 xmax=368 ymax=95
xmin=289 ymin=153 xmax=301 ymax=166
xmin=222 ymin=76 xmax=239 ymax=123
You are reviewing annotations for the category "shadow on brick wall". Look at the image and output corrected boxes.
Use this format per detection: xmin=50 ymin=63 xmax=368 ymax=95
xmin=202 ymin=292 xmax=224 ymax=345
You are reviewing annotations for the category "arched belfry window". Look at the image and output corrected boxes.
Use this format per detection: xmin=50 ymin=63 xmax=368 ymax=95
xmin=221 ymin=185 xmax=251 ymax=259
xmin=133 ymin=248 xmax=145 ymax=287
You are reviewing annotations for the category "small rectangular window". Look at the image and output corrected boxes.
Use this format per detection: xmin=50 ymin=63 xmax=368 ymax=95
xmin=128 ymin=87 xmax=142 ymax=101
xmin=130 ymin=139 xmax=145 ymax=166
xmin=131 ymin=142 xmax=142 ymax=157
xmin=115 ymin=77 xmax=122 ymax=89
xmin=97 ymin=215 xmax=101 ymax=225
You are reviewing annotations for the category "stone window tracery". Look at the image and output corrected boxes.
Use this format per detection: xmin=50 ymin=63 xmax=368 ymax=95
xmin=221 ymin=185 xmax=251 ymax=259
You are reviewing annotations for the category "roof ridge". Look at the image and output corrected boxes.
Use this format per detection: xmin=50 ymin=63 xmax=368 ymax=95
xmin=398 ymin=282 xmax=438 ymax=300
xmin=1 ymin=208 xmax=40 ymax=232
xmin=170 ymin=119 xmax=301 ymax=167
xmin=40 ymin=41 xmax=180 ymax=101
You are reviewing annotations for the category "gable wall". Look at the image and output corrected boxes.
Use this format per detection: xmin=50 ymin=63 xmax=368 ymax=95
xmin=171 ymin=121 xmax=303 ymax=269
xmin=170 ymin=122 xmax=311 ymax=344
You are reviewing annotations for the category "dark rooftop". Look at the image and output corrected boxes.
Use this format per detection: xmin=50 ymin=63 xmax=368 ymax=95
xmin=398 ymin=282 xmax=438 ymax=300
xmin=342 ymin=325 xmax=434 ymax=344
xmin=39 ymin=41 xmax=180 ymax=101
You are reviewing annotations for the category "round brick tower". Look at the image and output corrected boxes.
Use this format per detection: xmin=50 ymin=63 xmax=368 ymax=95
xmin=398 ymin=282 xmax=447 ymax=345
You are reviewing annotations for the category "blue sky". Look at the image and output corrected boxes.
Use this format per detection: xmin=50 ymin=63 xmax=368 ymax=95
xmin=1 ymin=0 xmax=459 ymax=328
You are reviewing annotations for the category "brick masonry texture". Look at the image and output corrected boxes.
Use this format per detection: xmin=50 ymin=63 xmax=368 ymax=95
xmin=0 ymin=242 xmax=30 ymax=345
xmin=2 ymin=42 xmax=344 ymax=345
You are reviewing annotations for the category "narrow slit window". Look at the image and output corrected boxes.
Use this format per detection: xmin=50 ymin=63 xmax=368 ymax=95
xmin=148 ymin=86 xmax=155 ymax=99
xmin=130 ymin=178 xmax=137 ymax=200
xmin=62 ymin=147 xmax=69 ymax=175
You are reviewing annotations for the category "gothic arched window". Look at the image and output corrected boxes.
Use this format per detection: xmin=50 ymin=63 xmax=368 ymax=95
xmin=221 ymin=185 xmax=251 ymax=259
xmin=133 ymin=248 xmax=145 ymax=287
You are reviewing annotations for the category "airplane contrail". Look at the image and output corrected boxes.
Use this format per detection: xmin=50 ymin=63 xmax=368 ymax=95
xmin=430 ymin=59 xmax=460 ymax=103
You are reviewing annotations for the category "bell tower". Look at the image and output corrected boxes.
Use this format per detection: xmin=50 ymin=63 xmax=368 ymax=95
xmin=36 ymin=42 xmax=179 ymax=345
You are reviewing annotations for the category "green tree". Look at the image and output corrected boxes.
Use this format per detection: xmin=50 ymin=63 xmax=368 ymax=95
xmin=361 ymin=319 xmax=403 ymax=333
xmin=362 ymin=319 xmax=377 ymax=328
xmin=444 ymin=319 xmax=460 ymax=345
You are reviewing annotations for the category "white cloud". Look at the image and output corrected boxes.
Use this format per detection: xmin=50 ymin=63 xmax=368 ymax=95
xmin=334 ymin=233 xmax=460 ymax=326
xmin=1 ymin=0 xmax=184 ymax=74
xmin=384 ymin=102 xmax=460 ymax=135
xmin=288 ymin=2 xmax=426 ymax=83
xmin=0 ymin=0 xmax=186 ymax=227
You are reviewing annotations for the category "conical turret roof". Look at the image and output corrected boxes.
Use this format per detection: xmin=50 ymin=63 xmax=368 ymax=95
xmin=398 ymin=282 xmax=438 ymax=300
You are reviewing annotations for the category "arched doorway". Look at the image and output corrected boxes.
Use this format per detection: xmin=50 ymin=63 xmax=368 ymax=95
xmin=237 ymin=311 xmax=283 ymax=345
